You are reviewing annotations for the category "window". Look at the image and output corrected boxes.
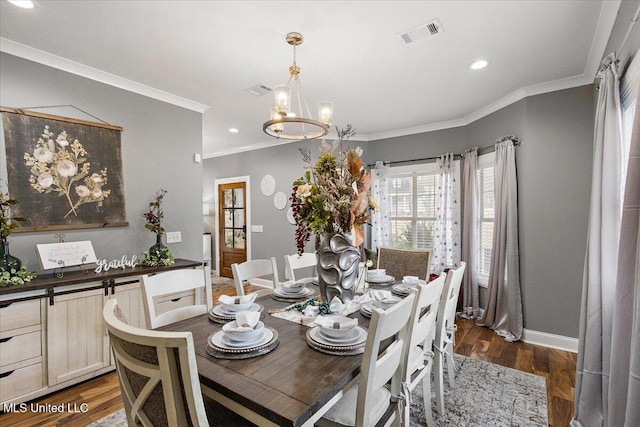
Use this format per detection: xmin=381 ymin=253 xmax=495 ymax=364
xmin=387 ymin=166 xmax=438 ymax=250
xmin=477 ymin=152 xmax=495 ymax=286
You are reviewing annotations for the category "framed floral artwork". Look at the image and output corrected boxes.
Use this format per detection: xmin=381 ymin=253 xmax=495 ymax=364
xmin=1 ymin=107 xmax=128 ymax=232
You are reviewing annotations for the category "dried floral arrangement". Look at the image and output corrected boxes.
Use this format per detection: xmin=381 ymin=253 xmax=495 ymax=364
xmin=23 ymin=126 xmax=110 ymax=219
xmin=139 ymin=189 xmax=174 ymax=267
xmin=291 ymin=125 xmax=377 ymax=255
xmin=142 ymin=188 xmax=167 ymax=235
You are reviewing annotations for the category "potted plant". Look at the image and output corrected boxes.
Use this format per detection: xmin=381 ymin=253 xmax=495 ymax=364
xmin=139 ymin=189 xmax=174 ymax=267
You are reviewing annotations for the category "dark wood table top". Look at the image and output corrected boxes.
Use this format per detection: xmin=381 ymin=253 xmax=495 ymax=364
xmin=161 ymin=295 xmax=370 ymax=427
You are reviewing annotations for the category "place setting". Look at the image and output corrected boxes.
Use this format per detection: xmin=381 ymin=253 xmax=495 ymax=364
xmin=271 ymin=280 xmax=316 ymax=302
xmin=391 ymin=275 xmax=427 ymax=297
xmin=206 ymin=311 xmax=279 ymax=359
xmin=366 ymin=268 xmax=395 ymax=287
xmin=360 ymin=289 xmax=402 ymax=318
xmin=305 ymin=314 xmax=368 ymax=356
xmin=209 ymin=292 xmax=264 ymax=324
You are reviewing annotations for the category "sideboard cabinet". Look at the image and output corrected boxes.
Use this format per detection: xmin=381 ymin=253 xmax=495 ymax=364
xmin=0 ymin=259 xmax=201 ymax=407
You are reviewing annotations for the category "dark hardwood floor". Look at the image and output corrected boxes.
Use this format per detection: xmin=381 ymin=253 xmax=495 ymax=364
xmin=0 ymin=285 xmax=576 ymax=426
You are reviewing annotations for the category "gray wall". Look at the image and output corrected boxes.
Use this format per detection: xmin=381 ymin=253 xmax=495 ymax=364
xmin=0 ymin=53 xmax=204 ymax=269
xmin=205 ymin=85 xmax=594 ymax=338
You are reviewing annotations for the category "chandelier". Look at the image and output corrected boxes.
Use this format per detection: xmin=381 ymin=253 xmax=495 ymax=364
xmin=263 ymin=32 xmax=333 ymax=140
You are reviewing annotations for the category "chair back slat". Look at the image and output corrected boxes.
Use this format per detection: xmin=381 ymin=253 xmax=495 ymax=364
xmin=284 ymin=252 xmax=316 ymax=281
xmin=140 ymin=268 xmax=211 ymax=329
xmin=231 ymin=258 xmax=279 ymax=296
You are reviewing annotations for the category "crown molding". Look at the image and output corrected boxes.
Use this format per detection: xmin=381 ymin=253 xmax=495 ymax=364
xmin=0 ymin=37 xmax=210 ymax=113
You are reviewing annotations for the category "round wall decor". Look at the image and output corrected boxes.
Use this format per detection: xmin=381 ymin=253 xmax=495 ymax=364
xmin=286 ymin=207 xmax=296 ymax=224
xmin=261 ymin=175 xmax=276 ymax=196
xmin=273 ymin=192 xmax=287 ymax=210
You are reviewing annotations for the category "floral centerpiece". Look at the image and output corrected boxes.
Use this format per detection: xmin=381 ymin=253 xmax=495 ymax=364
xmin=291 ymin=125 xmax=377 ymax=302
xmin=138 ymin=189 xmax=174 ymax=267
xmin=0 ymin=190 xmax=37 ymax=287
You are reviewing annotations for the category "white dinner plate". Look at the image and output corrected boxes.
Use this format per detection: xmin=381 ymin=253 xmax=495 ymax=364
xmin=211 ymin=328 xmax=274 ymax=350
xmin=391 ymin=284 xmax=411 ymax=296
xmin=212 ymin=303 xmax=261 ymax=317
xmin=309 ymin=326 xmax=367 ymax=347
xmin=273 ymin=286 xmax=313 ymax=298
xmin=367 ymin=274 xmax=395 ymax=284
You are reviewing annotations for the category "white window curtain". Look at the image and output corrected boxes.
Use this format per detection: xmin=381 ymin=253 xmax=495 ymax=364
xmin=476 ymin=139 xmax=523 ymax=342
xmin=432 ymin=153 xmax=461 ymax=274
xmin=460 ymin=147 xmax=479 ymax=319
xmin=371 ymin=161 xmax=390 ymax=250
xmin=572 ymin=52 xmax=636 ymax=427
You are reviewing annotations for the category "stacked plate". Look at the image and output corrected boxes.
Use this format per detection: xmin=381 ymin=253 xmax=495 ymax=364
xmin=306 ymin=325 xmax=368 ymax=356
xmin=207 ymin=324 xmax=279 ymax=359
xmin=359 ymin=303 xmax=373 ymax=318
xmin=367 ymin=272 xmax=395 ymax=286
xmin=208 ymin=303 xmax=263 ymax=324
xmin=272 ymin=282 xmax=315 ymax=302
xmin=391 ymin=278 xmax=427 ymax=297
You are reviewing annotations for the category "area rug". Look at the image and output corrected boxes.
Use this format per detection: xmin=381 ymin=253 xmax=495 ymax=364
xmin=211 ymin=274 xmax=235 ymax=292
xmin=87 ymin=354 xmax=547 ymax=426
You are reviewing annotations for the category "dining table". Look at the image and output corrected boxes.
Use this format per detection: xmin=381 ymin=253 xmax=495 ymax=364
xmin=160 ymin=293 xmax=373 ymax=427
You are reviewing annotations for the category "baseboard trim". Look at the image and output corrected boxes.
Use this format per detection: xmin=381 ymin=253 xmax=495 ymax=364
xmin=522 ymin=328 xmax=578 ymax=353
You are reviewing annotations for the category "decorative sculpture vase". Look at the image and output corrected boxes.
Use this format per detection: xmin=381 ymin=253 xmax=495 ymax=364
xmin=149 ymin=233 xmax=167 ymax=258
xmin=316 ymin=233 xmax=361 ymax=303
xmin=0 ymin=241 xmax=22 ymax=272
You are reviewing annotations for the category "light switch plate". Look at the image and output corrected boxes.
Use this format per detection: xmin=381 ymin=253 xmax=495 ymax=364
xmin=251 ymin=225 xmax=263 ymax=233
xmin=166 ymin=231 xmax=182 ymax=243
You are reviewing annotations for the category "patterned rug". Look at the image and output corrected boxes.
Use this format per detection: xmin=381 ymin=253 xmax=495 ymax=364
xmin=211 ymin=274 xmax=235 ymax=292
xmin=87 ymin=354 xmax=547 ymax=426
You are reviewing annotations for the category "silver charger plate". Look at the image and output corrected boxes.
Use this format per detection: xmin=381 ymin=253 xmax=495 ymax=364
xmin=271 ymin=289 xmax=315 ymax=303
xmin=208 ymin=304 xmax=264 ymax=324
xmin=306 ymin=333 xmax=366 ymax=356
xmin=206 ymin=327 xmax=279 ymax=360
xmin=360 ymin=303 xmax=373 ymax=318
xmin=273 ymin=286 xmax=314 ymax=298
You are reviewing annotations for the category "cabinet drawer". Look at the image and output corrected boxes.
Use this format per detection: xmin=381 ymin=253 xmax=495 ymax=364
xmin=0 ymin=300 xmax=41 ymax=332
xmin=155 ymin=290 xmax=195 ymax=316
xmin=0 ymin=331 xmax=42 ymax=367
xmin=0 ymin=363 xmax=44 ymax=402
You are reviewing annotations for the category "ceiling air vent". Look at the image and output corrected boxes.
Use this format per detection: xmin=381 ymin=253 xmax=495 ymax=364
xmin=398 ymin=19 xmax=443 ymax=44
xmin=246 ymin=83 xmax=272 ymax=96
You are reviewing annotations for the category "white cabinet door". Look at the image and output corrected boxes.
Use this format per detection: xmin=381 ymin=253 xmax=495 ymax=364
xmin=47 ymin=287 xmax=109 ymax=386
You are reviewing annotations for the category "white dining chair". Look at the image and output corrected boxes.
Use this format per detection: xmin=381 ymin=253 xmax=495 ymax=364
xmin=402 ymin=273 xmax=446 ymax=427
xmin=231 ymin=258 xmax=280 ymax=296
xmin=283 ymin=252 xmax=316 ymax=282
xmin=317 ymin=293 xmax=416 ymax=427
xmin=104 ymin=298 xmax=210 ymax=426
xmin=433 ymin=261 xmax=466 ymax=416
xmin=140 ymin=268 xmax=212 ymax=329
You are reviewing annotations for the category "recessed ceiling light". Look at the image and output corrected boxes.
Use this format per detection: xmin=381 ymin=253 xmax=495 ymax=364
xmin=229 ymin=128 xmax=239 ymax=133
xmin=469 ymin=59 xmax=489 ymax=70
xmin=7 ymin=0 xmax=36 ymax=9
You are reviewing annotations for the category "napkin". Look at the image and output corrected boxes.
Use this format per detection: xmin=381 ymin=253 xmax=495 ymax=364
xmin=303 ymin=305 xmax=319 ymax=317
xmin=370 ymin=289 xmax=396 ymax=304
xmin=315 ymin=315 xmax=358 ymax=330
xmin=329 ymin=296 xmax=344 ymax=313
xmin=403 ymin=275 xmax=419 ymax=283
xmin=233 ymin=311 xmax=260 ymax=330
xmin=218 ymin=293 xmax=257 ymax=305
xmin=281 ymin=281 xmax=304 ymax=293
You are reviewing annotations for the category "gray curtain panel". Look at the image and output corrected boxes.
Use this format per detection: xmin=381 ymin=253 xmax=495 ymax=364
xmin=461 ymin=147 xmax=479 ymax=318
xmin=608 ymin=80 xmax=640 ymax=427
xmin=572 ymin=53 xmax=625 ymax=427
xmin=476 ymin=140 xmax=523 ymax=341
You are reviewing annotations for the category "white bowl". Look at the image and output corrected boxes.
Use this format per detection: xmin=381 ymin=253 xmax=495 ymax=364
xmin=221 ymin=301 xmax=253 ymax=312
xmin=281 ymin=282 xmax=305 ymax=294
xmin=222 ymin=320 xmax=264 ymax=342
xmin=317 ymin=315 xmax=357 ymax=339
xmin=368 ymin=269 xmax=386 ymax=277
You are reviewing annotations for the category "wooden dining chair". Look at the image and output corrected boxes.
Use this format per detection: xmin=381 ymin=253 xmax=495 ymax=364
xmin=376 ymin=247 xmax=433 ymax=281
xmin=317 ymin=293 xmax=416 ymax=427
xmin=231 ymin=258 xmax=280 ymax=296
xmin=433 ymin=261 xmax=466 ymax=416
xmin=283 ymin=252 xmax=316 ymax=282
xmin=140 ymin=268 xmax=212 ymax=329
xmin=104 ymin=298 xmax=210 ymax=426
xmin=402 ymin=273 xmax=446 ymax=427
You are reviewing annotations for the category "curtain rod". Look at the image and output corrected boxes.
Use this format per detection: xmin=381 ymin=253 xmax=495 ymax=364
xmin=367 ymin=135 xmax=521 ymax=168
